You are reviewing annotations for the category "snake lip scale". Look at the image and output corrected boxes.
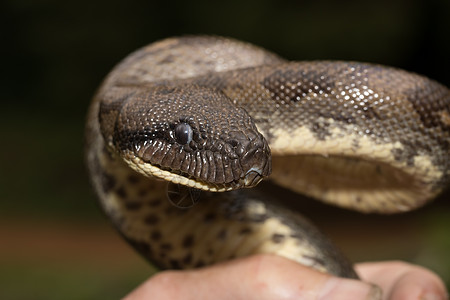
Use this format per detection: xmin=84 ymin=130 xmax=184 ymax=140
xmin=85 ymin=35 xmax=450 ymax=279
xmin=144 ymin=159 xmax=267 ymax=192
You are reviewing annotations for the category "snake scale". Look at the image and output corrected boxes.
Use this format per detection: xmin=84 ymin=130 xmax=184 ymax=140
xmin=85 ymin=36 xmax=450 ymax=279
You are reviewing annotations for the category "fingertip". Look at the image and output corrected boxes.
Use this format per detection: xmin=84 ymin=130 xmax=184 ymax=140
xmin=356 ymin=261 xmax=448 ymax=300
xmin=389 ymin=267 xmax=448 ymax=300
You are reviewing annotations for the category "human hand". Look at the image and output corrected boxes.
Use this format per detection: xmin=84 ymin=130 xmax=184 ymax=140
xmin=123 ymin=254 xmax=448 ymax=300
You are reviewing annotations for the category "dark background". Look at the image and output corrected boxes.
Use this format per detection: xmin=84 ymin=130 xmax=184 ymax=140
xmin=1 ymin=0 xmax=449 ymax=299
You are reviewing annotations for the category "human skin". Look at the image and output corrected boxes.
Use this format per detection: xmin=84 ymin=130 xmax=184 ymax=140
xmin=123 ymin=255 xmax=448 ymax=300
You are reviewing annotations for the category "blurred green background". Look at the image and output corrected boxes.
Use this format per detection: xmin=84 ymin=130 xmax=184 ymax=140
xmin=1 ymin=0 xmax=449 ymax=298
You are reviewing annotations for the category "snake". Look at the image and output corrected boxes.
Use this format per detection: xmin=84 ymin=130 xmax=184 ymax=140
xmin=85 ymin=36 xmax=450 ymax=279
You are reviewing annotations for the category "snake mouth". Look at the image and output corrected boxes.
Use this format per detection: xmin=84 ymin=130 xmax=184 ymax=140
xmin=124 ymin=152 xmax=270 ymax=192
xmin=125 ymin=130 xmax=272 ymax=191
xmin=159 ymin=163 xmax=267 ymax=192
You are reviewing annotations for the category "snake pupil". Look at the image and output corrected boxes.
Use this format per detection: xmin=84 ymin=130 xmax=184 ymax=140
xmin=174 ymin=123 xmax=193 ymax=145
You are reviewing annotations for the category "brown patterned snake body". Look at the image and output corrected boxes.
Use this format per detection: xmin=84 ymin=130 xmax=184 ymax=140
xmin=85 ymin=36 xmax=450 ymax=278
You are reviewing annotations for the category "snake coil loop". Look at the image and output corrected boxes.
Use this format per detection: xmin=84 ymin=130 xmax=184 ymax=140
xmin=86 ymin=36 xmax=449 ymax=278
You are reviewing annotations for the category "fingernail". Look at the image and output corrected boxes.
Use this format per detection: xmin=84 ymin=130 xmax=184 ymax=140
xmin=318 ymin=277 xmax=382 ymax=300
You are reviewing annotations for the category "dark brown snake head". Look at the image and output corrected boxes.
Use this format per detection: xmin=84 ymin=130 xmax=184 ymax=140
xmin=99 ymin=85 xmax=271 ymax=191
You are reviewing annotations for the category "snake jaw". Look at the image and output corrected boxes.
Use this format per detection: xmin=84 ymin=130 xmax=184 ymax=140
xmin=124 ymin=153 xmax=265 ymax=192
xmin=243 ymin=169 xmax=265 ymax=187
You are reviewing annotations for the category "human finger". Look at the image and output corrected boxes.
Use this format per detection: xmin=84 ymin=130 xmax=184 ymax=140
xmin=124 ymin=254 xmax=381 ymax=300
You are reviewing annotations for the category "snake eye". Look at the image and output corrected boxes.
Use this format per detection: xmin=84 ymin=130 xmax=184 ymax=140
xmin=174 ymin=122 xmax=193 ymax=145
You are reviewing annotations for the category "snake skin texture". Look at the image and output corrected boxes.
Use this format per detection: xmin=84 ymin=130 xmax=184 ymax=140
xmin=85 ymin=36 xmax=450 ymax=278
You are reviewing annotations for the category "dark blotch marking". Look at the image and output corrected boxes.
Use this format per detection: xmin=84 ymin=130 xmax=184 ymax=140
xmin=160 ymin=243 xmax=173 ymax=251
xmin=406 ymin=83 xmax=450 ymax=129
xmin=217 ymin=229 xmax=227 ymax=240
xmin=195 ymin=260 xmax=205 ymax=268
xmin=193 ymin=59 xmax=204 ymax=65
xmin=144 ymin=214 xmax=159 ymax=225
xmin=138 ymin=189 xmax=149 ymax=197
xmin=169 ymin=259 xmax=181 ymax=269
xmin=182 ymin=234 xmax=195 ymax=248
xmin=391 ymin=146 xmax=416 ymax=167
xmin=207 ymin=248 xmax=214 ymax=256
xmin=272 ymin=233 xmax=285 ymax=244
xmin=310 ymin=121 xmax=331 ymax=141
xmin=116 ymin=186 xmax=127 ymax=199
xmin=100 ymin=172 xmax=116 ymax=193
xmin=124 ymin=201 xmax=142 ymax=210
xmin=182 ymin=253 xmax=193 ymax=265
xmin=150 ymin=230 xmax=162 ymax=241
xmin=127 ymin=174 xmax=140 ymax=184
xmin=148 ymin=199 xmax=162 ymax=207
xmin=239 ymin=227 xmax=252 ymax=235
xmin=262 ymin=67 xmax=335 ymax=103
xmin=203 ymin=213 xmax=216 ymax=223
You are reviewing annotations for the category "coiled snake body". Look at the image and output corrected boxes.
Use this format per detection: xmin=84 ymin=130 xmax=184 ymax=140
xmin=85 ymin=36 xmax=450 ymax=278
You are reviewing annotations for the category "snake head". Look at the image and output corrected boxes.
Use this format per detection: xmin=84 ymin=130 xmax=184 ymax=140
xmin=100 ymin=86 xmax=271 ymax=192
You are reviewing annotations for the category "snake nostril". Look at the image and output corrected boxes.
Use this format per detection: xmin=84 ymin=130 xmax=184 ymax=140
xmin=229 ymin=139 xmax=239 ymax=148
xmin=226 ymin=131 xmax=250 ymax=156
